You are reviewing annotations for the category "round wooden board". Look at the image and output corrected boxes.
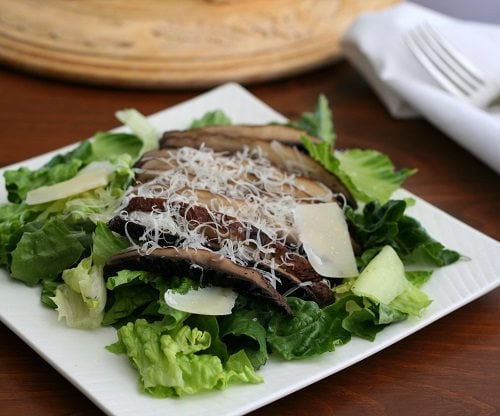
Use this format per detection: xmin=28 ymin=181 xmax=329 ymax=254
xmin=0 ymin=0 xmax=399 ymax=88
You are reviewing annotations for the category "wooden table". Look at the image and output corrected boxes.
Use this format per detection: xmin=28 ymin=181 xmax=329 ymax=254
xmin=0 ymin=61 xmax=499 ymax=416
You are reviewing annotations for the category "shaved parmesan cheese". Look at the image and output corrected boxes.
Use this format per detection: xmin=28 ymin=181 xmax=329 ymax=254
xmin=293 ymin=202 xmax=358 ymax=278
xmin=164 ymin=286 xmax=238 ymax=315
xmin=26 ymin=163 xmax=112 ymax=205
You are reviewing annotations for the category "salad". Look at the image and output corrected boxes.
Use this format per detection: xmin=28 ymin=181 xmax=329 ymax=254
xmin=0 ymin=96 xmax=460 ymax=398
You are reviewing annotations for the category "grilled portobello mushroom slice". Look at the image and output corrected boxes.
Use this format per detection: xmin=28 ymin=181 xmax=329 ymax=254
xmin=159 ymin=130 xmax=355 ymax=206
xmin=104 ymin=247 xmax=293 ymax=315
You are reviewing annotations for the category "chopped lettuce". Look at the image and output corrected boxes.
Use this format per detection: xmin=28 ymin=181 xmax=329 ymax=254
xmin=10 ymin=219 xmax=88 ymax=286
xmin=0 ymin=202 xmax=43 ymax=267
xmin=219 ymin=309 xmax=268 ymax=369
xmin=267 ymin=297 xmax=351 ymax=360
xmin=189 ymin=110 xmax=232 ymax=129
xmin=106 ymin=319 xmax=262 ymax=397
xmin=53 ymin=257 xmax=106 ymax=329
xmin=50 ymin=222 xmax=129 ymax=329
xmin=4 ymin=159 xmax=84 ymax=204
xmin=335 ymin=149 xmax=416 ymax=204
xmin=290 ymin=94 xmax=334 ymax=144
xmin=346 ymin=199 xmax=461 ymax=270
xmin=115 ymin=109 xmax=160 ymax=155
xmin=91 ymin=222 xmax=130 ymax=267
xmin=389 ymin=284 xmax=432 ymax=317
xmin=91 ymin=132 xmax=142 ymax=162
xmin=293 ymin=95 xmax=414 ymax=203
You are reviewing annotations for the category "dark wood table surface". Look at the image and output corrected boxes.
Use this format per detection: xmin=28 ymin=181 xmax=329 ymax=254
xmin=0 ymin=61 xmax=499 ymax=416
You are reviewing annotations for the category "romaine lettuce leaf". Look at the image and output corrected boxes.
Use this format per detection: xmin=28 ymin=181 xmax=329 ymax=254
xmin=103 ymin=284 xmax=159 ymax=327
xmin=335 ymin=149 xmax=416 ymax=203
xmin=104 ymin=271 xmax=193 ymax=328
xmin=189 ymin=110 xmax=232 ymax=129
xmin=51 ymin=283 xmax=103 ymax=329
xmin=0 ymin=202 xmax=43 ymax=267
xmin=91 ymin=132 xmax=142 ymax=162
xmin=293 ymin=95 xmax=414 ymax=203
xmin=219 ymin=308 xmax=268 ymax=369
xmin=91 ymin=222 xmax=129 ymax=267
xmin=50 ymin=222 xmax=131 ymax=328
xmin=346 ymin=199 xmax=461 ymax=269
xmin=10 ymin=219 xmax=87 ymax=286
xmin=290 ymin=94 xmax=334 ymax=144
xmin=115 ymin=108 xmax=159 ymax=155
xmin=54 ymin=256 xmax=106 ymax=328
xmin=107 ymin=319 xmax=261 ymax=397
xmin=267 ymin=297 xmax=351 ymax=360
xmin=187 ymin=315 xmax=229 ymax=363
xmin=106 ymin=269 xmax=149 ymax=290
xmin=389 ymin=283 xmax=432 ymax=317
xmin=4 ymin=159 xmax=83 ymax=204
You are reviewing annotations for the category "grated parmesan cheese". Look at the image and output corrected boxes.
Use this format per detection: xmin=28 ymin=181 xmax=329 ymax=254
xmin=117 ymin=145 xmax=344 ymax=285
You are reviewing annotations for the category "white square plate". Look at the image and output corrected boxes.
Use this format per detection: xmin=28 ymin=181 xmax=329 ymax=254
xmin=1 ymin=83 xmax=499 ymax=416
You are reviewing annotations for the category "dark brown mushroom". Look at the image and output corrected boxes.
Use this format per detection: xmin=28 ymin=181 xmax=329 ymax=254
xmin=135 ymin=148 xmax=336 ymax=202
xmin=172 ymin=124 xmax=320 ymax=146
xmin=159 ymin=130 xmax=356 ymax=206
xmin=109 ymin=196 xmax=335 ymax=306
xmin=267 ymin=245 xmax=334 ymax=306
xmin=104 ymin=247 xmax=292 ymax=315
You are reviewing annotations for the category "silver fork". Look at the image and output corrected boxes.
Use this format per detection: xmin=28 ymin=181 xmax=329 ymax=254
xmin=405 ymin=22 xmax=500 ymax=108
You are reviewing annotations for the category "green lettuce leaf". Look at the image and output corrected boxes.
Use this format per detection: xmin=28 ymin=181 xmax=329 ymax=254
xmin=341 ymin=297 xmax=409 ymax=341
xmin=219 ymin=308 xmax=268 ymax=369
xmin=51 ymin=283 xmax=103 ymax=329
xmin=341 ymin=307 xmax=384 ymax=341
xmin=0 ymin=202 xmax=43 ymax=267
xmin=335 ymin=149 xmax=416 ymax=203
xmin=346 ymin=199 xmax=461 ymax=270
xmin=405 ymin=270 xmax=433 ymax=288
xmin=104 ymin=271 xmax=193 ymax=329
xmin=294 ymin=95 xmax=414 ymax=204
xmin=187 ymin=315 xmax=229 ymax=362
xmin=106 ymin=269 xmax=149 ymax=290
xmin=49 ymin=221 xmax=129 ymax=328
xmin=91 ymin=132 xmax=142 ymax=162
xmin=103 ymin=284 xmax=159 ymax=327
xmin=40 ymin=279 xmax=60 ymax=309
xmin=91 ymin=222 xmax=129 ymax=267
xmin=53 ymin=255 xmax=107 ymax=329
xmin=189 ymin=110 xmax=232 ymax=129
xmin=10 ymin=219 xmax=87 ymax=286
xmin=290 ymin=94 xmax=334 ymax=144
xmin=4 ymin=159 xmax=83 ymax=204
xmin=115 ymin=109 xmax=159 ymax=155
xmin=267 ymin=297 xmax=351 ymax=360
xmin=389 ymin=284 xmax=432 ymax=317
xmin=107 ymin=319 xmax=261 ymax=397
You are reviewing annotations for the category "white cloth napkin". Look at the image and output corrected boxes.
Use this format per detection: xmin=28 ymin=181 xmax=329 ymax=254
xmin=341 ymin=2 xmax=500 ymax=174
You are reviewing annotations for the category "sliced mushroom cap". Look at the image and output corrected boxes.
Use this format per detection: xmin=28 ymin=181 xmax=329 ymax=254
xmin=104 ymin=247 xmax=292 ymax=315
xmin=268 ymin=245 xmax=335 ymax=306
xmin=134 ymin=148 xmax=334 ymax=202
xmin=110 ymin=195 xmax=335 ymax=306
xmin=159 ymin=130 xmax=355 ymax=206
xmin=161 ymin=124 xmax=320 ymax=147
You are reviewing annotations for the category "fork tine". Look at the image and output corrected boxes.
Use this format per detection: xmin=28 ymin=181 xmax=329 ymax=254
xmin=405 ymin=26 xmax=471 ymax=98
xmin=421 ymin=22 xmax=484 ymax=88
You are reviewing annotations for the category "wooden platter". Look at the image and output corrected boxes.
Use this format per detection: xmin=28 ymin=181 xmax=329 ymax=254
xmin=0 ymin=0 xmax=399 ymax=88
